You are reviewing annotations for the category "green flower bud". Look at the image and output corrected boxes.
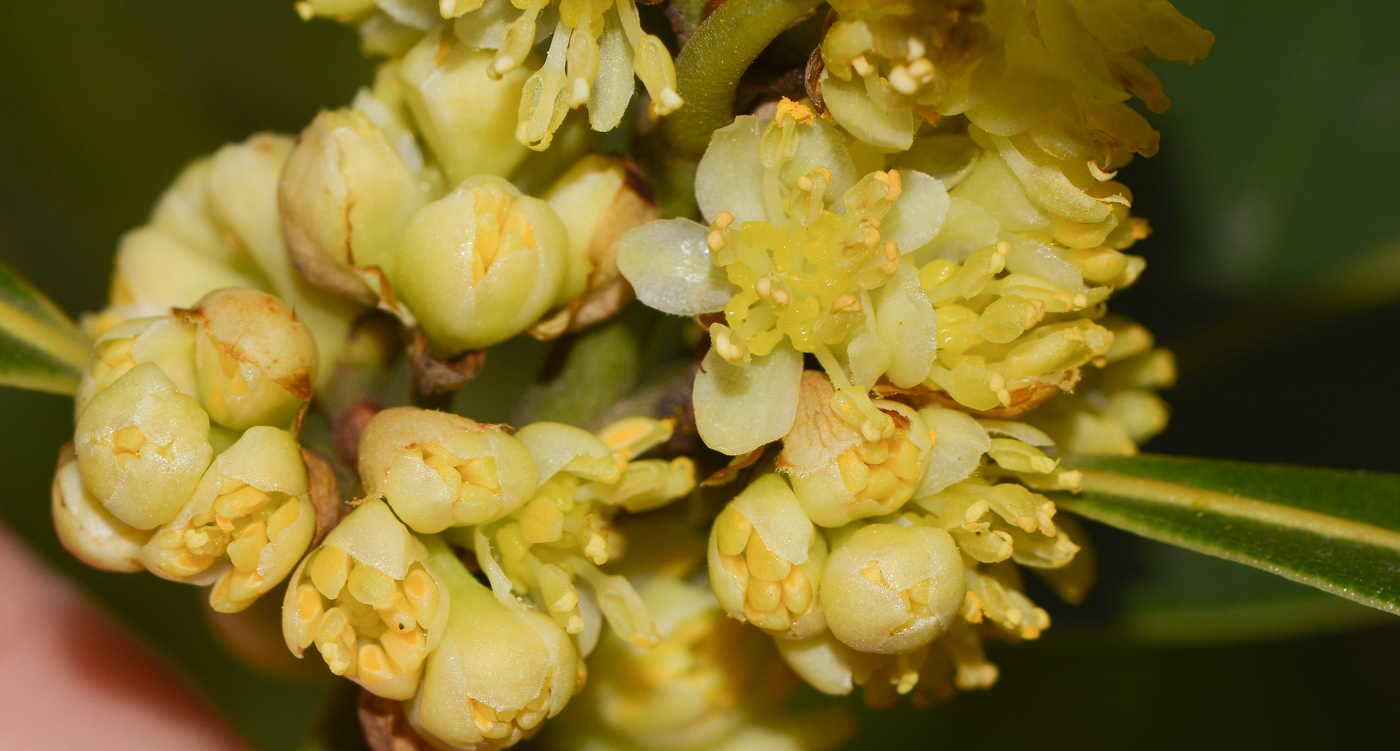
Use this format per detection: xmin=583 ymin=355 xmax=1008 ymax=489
xmin=358 ymin=407 xmax=538 ymax=533
xmin=708 ymin=473 xmax=827 ymax=639
xmin=147 ymin=157 xmax=249 ymax=266
xmin=203 ymin=133 xmax=364 ymax=387
xmin=408 ymin=536 xmax=581 ymax=750
xmin=280 ymin=108 xmax=432 ymax=304
xmin=51 ymin=444 xmax=149 ymax=573
xmin=99 ymin=226 xmax=265 ymax=333
xmin=779 ymin=373 xmax=933 ymax=527
xmin=400 ymin=26 xmax=533 ymax=184
xmin=74 ymin=315 xmax=197 ymax=419
xmin=282 ymin=499 xmax=451 ymax=700
xmin=74 ymin=362 xmax=213 ymax=530
xmin=181 ymin=288 xmax=318 ymax=431
xmin=142 ymin=426 xmax=316 ymax=613
xmin=394 ymin=176 xmax=570 ymax=355
xmin=820 ymin=522 xmax=965 ymax=654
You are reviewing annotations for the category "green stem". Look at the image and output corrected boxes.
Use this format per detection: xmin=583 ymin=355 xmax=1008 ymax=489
xmin=662 ymin=0 xmax=824 ymax=156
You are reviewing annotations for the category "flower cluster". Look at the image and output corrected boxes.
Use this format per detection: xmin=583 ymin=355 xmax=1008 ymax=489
xmin=47 ymin=0 xmax=1212 ymax=748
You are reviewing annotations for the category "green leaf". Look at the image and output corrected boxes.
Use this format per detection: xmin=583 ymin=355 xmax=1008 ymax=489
xmin=1054 ymin=454 xmax=1400 ymax=616
xmin=0 ymin=260 xmax=90 ymax=395
xmin=1102 ymin=538 xmax=1388 ymax=645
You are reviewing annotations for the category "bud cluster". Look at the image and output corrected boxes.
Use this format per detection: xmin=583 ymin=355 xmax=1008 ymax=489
xmin=280 ymin=407 xmax=695 ymax=748
xmin=57 ymin=288 xmax=325 ymax=613
xmin=279 ymin=55 xmax=660 ymax=358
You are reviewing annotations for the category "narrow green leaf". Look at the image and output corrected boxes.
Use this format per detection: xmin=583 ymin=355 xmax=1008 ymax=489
xmin=1055 ymin=454 xmax=1400 ymax=616
xmin=0 ymin=260 xmax=90 ymax=394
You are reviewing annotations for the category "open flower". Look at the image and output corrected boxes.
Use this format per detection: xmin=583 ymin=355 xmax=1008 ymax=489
xmin=443 ymin=0 xmax=682 ymax=150
xmin=283 ymin=499 xmax=452 ymax=700
xmin=142 ymin=426 xmax=317 ymax=613
xmin=475 ymin=416 xmax=692 ymax=647
xmin=620 ymin=100 xmax=948 ymax=455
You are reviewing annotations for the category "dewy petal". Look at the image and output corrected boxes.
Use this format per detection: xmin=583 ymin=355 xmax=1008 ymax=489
xmin=693 ymin=344 xmax=803 ymax=456
xmin=695 ymin=116 xmax=767 ymax=225
xmin=820 ymin=70 xmax=916 ymax=152
xmin=778 ymin=116 xmax=858 ymax=200
xmin=617 ymin=218 xmax=737 ymax=316
xmin=587 ymin=7 xmax=634 ymax=132
xmin=881 ymin=170 xmax=951 ymax=257
xmin=915 ymin=407 xmax=990 ymax=497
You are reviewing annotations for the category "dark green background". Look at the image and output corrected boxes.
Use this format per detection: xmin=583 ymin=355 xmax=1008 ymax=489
xmin=1 ymin=1 xmax=1398 ymax=748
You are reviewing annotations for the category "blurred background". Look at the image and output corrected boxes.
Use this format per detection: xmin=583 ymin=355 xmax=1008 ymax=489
xmin=1 ymin=0 xmax=1398 ymax=748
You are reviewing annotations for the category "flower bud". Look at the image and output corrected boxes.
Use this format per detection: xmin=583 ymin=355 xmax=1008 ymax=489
xmin=780 ymin=374 xmax=933 ymax=527
xmin=179 ymin=288 xmax=318 ymax=431
xmin=531 ymin=154 xmax=659 ymax=338
xmin=408 ymin=536 xmax=581 ymax=750
xmin=280 ymin=108 xmax=432 ymax=304
xmin=201 ymin=134 xmax=364 ymax=386
xmin=820 ymin=523 xmax=965 ymax=654
xmin=282 ymin=499 xmax=451 ymax=700
xmin=394 ymin=176 xmax=570 ymax=355
xmin=358 ymin=407 xmax=538 ymax=533
xmin=52 ymin=444 xmax=149 ymax=573
xmin=708 ymin=473 xmax=828 ymax=639
xmin=100 ymin=226 xmax=265 ymax=332
xmin=74 ymin=315 xmax=198 ymax=419
xmin=74 ymin=362 xmax=213 ymax=530
xmin=399 ymin=26 xmax=533 ymax=184
xmin=141 ymin=426 xmax=316 ymax=613
xmin=573 ymin=575 xmax=782 ymax=750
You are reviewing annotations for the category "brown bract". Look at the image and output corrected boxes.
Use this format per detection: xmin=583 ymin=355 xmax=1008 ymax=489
xmin=303 ymin=448 xmax=346 ymax=547
xmin=176 ymin=288 xmax=318 ymax=402
xmin=701 ymin=446 xmax=767 ymax=487
xmin=408 ymin=328 xmax=487 ymax=396
xmin=776 ymin=372 xmax=863 ymax=477
xmin=359 ymin=690 xmax=431 ymax=751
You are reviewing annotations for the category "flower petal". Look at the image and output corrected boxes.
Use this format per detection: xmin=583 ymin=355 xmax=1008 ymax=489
xmin=693 ymin=344 xmax=803 ymax=456
xmin=618 ymin=218 xmax=737 ymax=316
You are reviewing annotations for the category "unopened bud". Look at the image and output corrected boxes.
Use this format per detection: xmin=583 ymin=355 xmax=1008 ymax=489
xmin=282 ymin=499 xmax=451 ymax=700
xmin=395 ymin=176 xmax=570 ymax=355
xmin=102 ymin=226 xmax=264 ymax=330
xmin=531 ymin=155 xmax=659 ymax=338
xmin=280 ymin=108 xmax=431 ymax=303
xmin=821 ymin=523 xmax=965 ymax=654
xmin=399 ymin=27 xmax=533 ymax=184
xmin=408 ymin=536 xmax=581 ymax=750
xmin=74 ymin=363 xmax=213 ymax=530
xmin=52 ymin=444 xmax=149 ymax=573
xmin=358 ymin=407 xmax=538 ymax=533
xmin=74 ymin=315 xmax=197 ymax=419
xmin=142 ymin=427 xmax=316 ymax=613
xmin=708 ymin=473 xmax=828 ymax=639
xmin=180 ymin=288 xmax=318 ymax=431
